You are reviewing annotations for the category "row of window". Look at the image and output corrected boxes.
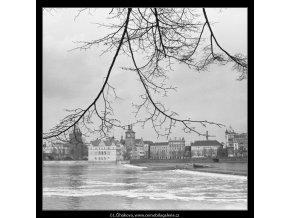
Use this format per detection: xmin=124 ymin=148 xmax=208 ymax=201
xmin=152 ymin=145 xmax=184 ymax=148
xmin=94 ymin=157 xmax=111 ymax=161
xmin=151 ymin=147 xmax=168 ymax=150
xmin=151 ymin=148 xmax=184 ymax=151
xmin=90 ymin=151 xmax=115 ymax=155
xmin=192 ymin=147 xmax=218 ymax=150
xmin=150 ymin=156 xmax=184 ymax=160
xmin=89 ymin=147 xmax=116 ymax=150
xmin=192 ymin=151 xmax=217 ymax=155
xmin=150 ymin=151 xmax=183 ymax=154
xmin=150 ymin=153 xmax=183 ymax=157
xmin=169 ymin=144 xmax=185 ymax=146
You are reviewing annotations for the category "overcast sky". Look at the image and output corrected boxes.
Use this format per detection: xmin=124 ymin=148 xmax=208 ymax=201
xmin=43 ymin=8 xmax=247 ymax=144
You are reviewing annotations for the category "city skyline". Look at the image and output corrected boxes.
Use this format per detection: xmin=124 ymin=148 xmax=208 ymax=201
xmin=44 ymin=124 xmax=246 ymax=147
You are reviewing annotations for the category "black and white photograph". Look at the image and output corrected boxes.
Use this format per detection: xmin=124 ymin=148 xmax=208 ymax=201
xmin=8 ymin=1 xmax=290 ymax=218
xmin=42 ymin=7 xmax=249 ymax=212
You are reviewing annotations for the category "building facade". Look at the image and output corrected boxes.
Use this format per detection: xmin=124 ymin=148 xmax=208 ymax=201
xmin=43 ymin=143 xmax=54 ymax=160
xmin=43 ymin=142 xmax=72 ymax=160
xmin=225 ymin=126 xmax=236 ymax=148
xmin=131 ymin=138 xmax=145 ymax=159
xmin=191 ymin=140 xmax=222 ymax=158
xmin=225 ymin=126 xmax=248 ymax=157
xmin=233 ymin=137 xmax=248 ymax=157
xmin=53 ymin=143 xmax=72 ymax=160
xmin=88 ymin=138 xmax=117 ymax=162
xmin=143 ymin=141 xmax=153 ymax=159
xmin=150 ymin=142 xmax=169 ymax=159
xmin=116 ymin=141 xmax=125 ymax=161
xmin=168 ymin=137 xmax=185 ymax=159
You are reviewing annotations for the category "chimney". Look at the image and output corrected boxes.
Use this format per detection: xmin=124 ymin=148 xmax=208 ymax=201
xmin=206 ymin=131 xmax=208 ymax=140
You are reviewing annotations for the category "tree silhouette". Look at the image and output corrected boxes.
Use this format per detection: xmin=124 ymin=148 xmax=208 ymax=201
xmin=43 ymin=8 xmax=247 ymax=143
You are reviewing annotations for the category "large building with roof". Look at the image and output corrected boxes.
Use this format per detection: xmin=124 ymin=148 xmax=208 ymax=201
xmin=132 ymin=138 xmax=145 ymax=159
xmin=225 ymin=126 xmax=248 ymax=157
xmin=168 ymin=137 xmax=185 ymax=159
xmin=150 ymin=142 xmax=169 ymax=160
xmin=233 ymin=137 xmax=248 ymax=157
xmin=88 ymin=137 xmax=117 ymax=162
xmin=191 ymin=140 xmax=222 ymax=158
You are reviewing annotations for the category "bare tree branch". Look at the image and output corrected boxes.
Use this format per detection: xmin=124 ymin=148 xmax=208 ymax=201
xmin=43 ymin=8 xmax=132 ymax=140
xmin=43 ymin=8 xmax=246 ymax=143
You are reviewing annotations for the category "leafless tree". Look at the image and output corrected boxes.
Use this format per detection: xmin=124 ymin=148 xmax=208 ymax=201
xmin=43 ymin=8 xmax=247 ymax=143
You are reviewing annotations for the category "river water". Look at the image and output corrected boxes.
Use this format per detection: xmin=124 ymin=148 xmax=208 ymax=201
xmin=43 ymin=161 xmax=247 ymax=210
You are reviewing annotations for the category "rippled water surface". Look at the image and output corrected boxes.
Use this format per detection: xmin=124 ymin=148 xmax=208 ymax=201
xmin=43 ymin=161 xmax=247 ymax=210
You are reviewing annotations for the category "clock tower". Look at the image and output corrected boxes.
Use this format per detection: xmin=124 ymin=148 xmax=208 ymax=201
xmin=125 ymin=124 xmax=135 ymax=148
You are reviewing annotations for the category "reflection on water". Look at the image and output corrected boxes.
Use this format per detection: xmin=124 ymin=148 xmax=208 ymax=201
xmin=43 ymin=161 xmax=247 ymax=210
xmin=67 ymin=165 xmax=87 ymax=209
xmin=121 ymin=170 xmax=138 ymax=209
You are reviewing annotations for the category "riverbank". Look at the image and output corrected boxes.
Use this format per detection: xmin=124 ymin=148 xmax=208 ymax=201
xmin=132 ymin=162 xmax=247 ymax=176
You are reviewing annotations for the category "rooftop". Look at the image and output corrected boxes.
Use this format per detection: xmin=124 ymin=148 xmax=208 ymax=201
xmin=169 ymin=137 xmax=185 ymax=142
xmin=90 ymin=138 xmax=116 ymax=147
xmin=191 ymin=140 xmax=222 ymax=147
xmin=143 ymin=140 xmax=153 ymax=145
xmin=151 ymin=142 xmax=169 ymax=146
xmin=135 ymin=139 xmax=143 ymax=144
